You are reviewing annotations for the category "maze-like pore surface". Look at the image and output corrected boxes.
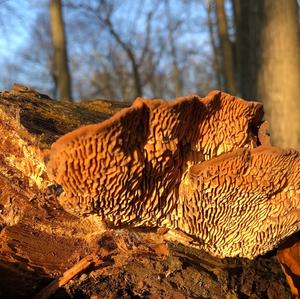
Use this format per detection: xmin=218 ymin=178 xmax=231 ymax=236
xmin=178 ymin=147 xmax=300 ymax=258
xmin=47 ymin=90 xmax=300 ymax=258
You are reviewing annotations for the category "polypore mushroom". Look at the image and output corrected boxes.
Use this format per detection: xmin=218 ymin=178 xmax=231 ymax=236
xmin=47 ymin=90 xmax=300 ymax=258
xmin=178 ymin=146 xmax=300 ymax=258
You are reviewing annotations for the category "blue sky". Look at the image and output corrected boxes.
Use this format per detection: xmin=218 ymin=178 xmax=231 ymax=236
xmin=0 ymin=0 xmax=209 ymax=61
xmin=0 ymin=1 xmax=34 ymax=56
xmin=0 ymin=0 xmax=215 ymax=98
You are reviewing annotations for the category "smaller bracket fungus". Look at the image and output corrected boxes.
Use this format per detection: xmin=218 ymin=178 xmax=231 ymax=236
xmin=177 ymin=146 xmax=300 ymax=258
xmin=47 ymin=91 xmax=300 ymax=259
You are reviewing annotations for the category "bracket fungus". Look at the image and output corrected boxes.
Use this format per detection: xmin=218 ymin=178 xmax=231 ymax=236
xmin=47 ymin=90 xmax=300 ymax=259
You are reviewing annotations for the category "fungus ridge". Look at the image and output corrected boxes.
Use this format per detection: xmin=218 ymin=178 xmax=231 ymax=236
xmin=46 ymin=91 xmax=300 ymax=259
xmin=48 ymin=91 xmax=263 ymax=223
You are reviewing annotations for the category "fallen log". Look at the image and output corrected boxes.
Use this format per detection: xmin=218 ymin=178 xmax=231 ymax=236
xmin=0 ymin=85 xmax=294 ymax=298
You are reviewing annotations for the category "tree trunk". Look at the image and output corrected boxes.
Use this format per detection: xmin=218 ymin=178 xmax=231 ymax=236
xmin=129 ymin=50 xmax=143 ymax=98
xmin=239 ymin=0 xmax=300 ymax=149
xmin=215 ymin=0 xmax=237 ymax=94
xmin=207 ymin=0 xmax=222 ymax=89
xmin=165 ymin=0 xmax=183 ymax=97
xmin=98 ymin=1 xmax=143 ymax=100
xmin=105 ymin=21 xmax=143 ymax=99
xmin=231 ymin=0 xmax=241 ymax=93
xmin=172 ymin=66 xmax=183 ymax=97
xmin=50 ymin=0 xmax=72 ymax=102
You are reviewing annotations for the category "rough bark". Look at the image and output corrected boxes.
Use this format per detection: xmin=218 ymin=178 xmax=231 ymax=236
xmin=0 ymin=85 xmax=292 ymax=298
xmin=239 ymin=0 xmax=300 ymax=149
xmin=50 ymin=0 xmax=72 ymax=101
xmin=215 ymin=0 xmax=237 ymax=94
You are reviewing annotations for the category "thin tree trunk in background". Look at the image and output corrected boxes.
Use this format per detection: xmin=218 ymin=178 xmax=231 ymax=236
xmin=172 ymin=67 xmax=183 ymax=97
xmin=169 ymin=27 xmax=183 ymax=97
xmin=207 ymin=0 xmax=222 ymax=89
xmin=238 ymin=1 xmax=261 ymax=100
xmin=165 ymin=0 xmax=183 ymax=97
xmin=50 ymin=0 xmax=72 ymax=101
xmin=129 ymin=52 xmax=143 ymax=98
xmin=231 ymin=0 xmax=240 ymax=93
xmin=239 ymin=0 xmax=300 ymax=149
xmin=104 ymin=17 xmax=143 ymax=98
xmin=215 ymin=0 xmax=236 ymax=94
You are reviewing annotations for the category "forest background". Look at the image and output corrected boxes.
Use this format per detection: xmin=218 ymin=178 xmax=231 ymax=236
xmin=0 ymin=0 xmax=299 ymax=149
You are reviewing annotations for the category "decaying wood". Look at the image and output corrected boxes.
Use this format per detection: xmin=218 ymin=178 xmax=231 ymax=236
xmin=277 ymin=234 xmax=300 ymax=299
xmin=34 ymin=253 xmax=97 ymax=299
xmin=0 ymin=85 xmax=294 ymax=298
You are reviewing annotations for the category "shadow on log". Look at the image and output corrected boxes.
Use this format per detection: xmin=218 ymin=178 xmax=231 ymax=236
xmin=0 ymin=85 xmax=293 ymax=298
